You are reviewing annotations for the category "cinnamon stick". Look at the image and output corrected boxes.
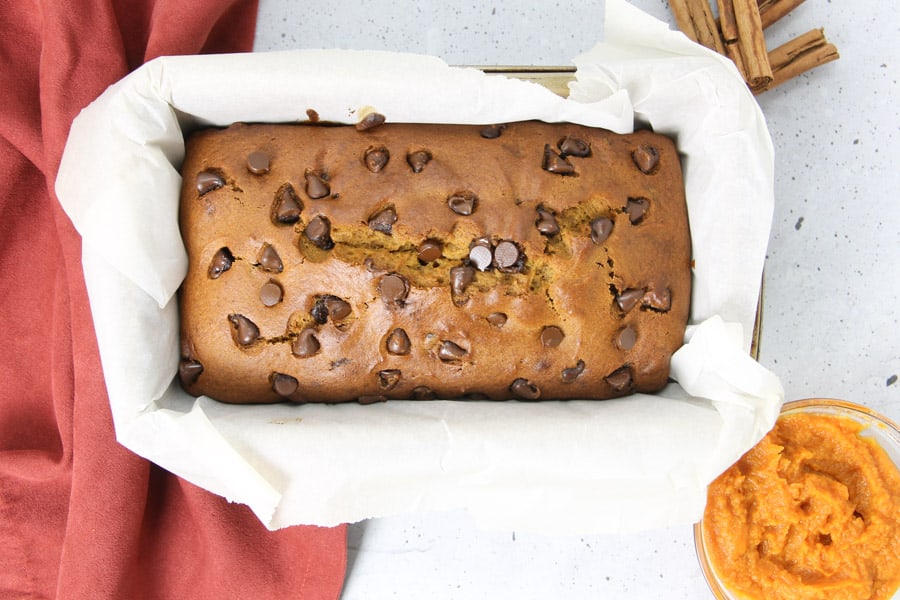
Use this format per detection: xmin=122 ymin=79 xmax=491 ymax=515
xmin=731 ymin=0 xmax=773 ymax=91
xmin=717 ymin=0 xmax=740 ymax=44
xmin=668 ymin=0 xmax=726 ymax=54
xmin=758 ymin=0 xmax=807 ymax=29
xmin=756 ymin=28 xmax=840 ymax=93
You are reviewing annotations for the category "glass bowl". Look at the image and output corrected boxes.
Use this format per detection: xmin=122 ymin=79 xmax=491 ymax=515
xmin=694 ymin=398 xmax=900 ymax=600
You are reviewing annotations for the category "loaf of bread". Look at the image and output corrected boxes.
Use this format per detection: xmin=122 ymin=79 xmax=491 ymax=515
xmin=177 ymin=119 xmax=691 ymax=403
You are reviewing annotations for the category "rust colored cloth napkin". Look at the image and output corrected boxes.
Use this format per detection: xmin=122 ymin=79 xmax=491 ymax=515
xmin=0 ymin=1 xmax=347 ymax=598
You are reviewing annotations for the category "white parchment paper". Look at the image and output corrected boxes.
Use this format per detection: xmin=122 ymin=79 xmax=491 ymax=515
xmin=56 ymin=0 xmax=783 ymax=533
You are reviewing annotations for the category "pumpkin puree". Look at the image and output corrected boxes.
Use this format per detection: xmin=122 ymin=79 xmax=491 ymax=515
xmin=703 ymin=413 xmax=900 ymax=600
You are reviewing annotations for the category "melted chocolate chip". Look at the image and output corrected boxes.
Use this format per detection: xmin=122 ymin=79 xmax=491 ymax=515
xmin=208 ymin=247 xmax=234 ymax=279
xmin=271 ymin=183 xmax=303 ymax=224
xmin=493 ymin=240 xmax=520 ymax=270
xmin=642 ymin=288 xmax=672 ymax=312
xmin=438 ymin=340 xmax=468 ymax=362
xmin=356 ymin=112 xmax=386 ymax=131
xmin=271 ymin=372 xmax=299 ymax=396
xmin=605 ymin=366 xmax=633 ymax=391
xmin=615 ymin=288 xmax=646 ymax=313
xmin=625 ymin=197 xmax=650 ymax=224
xmin=368 ymin=206 xmax=397 ymax=235
xmin=304 ymin=215 xmax=334 ymax=250
xmin=378 ymin=369 xmax=401 ymax=390
xmin=196 ymin=171 xmax=224 ymax=195
xmin=558 ymin=135 xmax=591 ymax=158
xmin=448 ymin=191 xmax=477 ymax=216
xmin=561 ymin=359 xmax=586 ymax=383
xmin=468 ymin=244 xmax=493 ymax=271
xmin=616 ymin=326 xmax=637 ymax=350
xmin=632 ymin=144 xmax=660 ymax=174
xmin=407 ymin=150 xmax=432 ymax=173
xmin=510 ymin=378 xmax=541 ymax=400
xmin=305 ymin=171 xmax=330 ymax=199
xmin=386 ymin=328 xmax=411 ymax=355
xmin=480 ymin=124 xmax=506 ymax=139
xmin=542 ymin=144 xmax=575 ymax=175
xmin=487 ymin=312 xmax=508 ymax=327
xmin=379 ymin=274 xmax=409 ymax=305
xmin=259 ymin=281 xmax=283 ymax=307
xmin=358 ymin=394 xmax=387 ymax=405
xmin=247 ymin=151 xmax=270 ymax=174
xmin=536 ymin=207 xmax=560 ymax=236
xmin=292 ymin=327 xmax=320 ymax=358
xmin=590 ymin=217 xmax=613 ymax=245
xmin=540 ymin=325 xmax=565 ymax=348
xmin=179 ymin=358 xmax=203 ymax=385
xmin=364 ymin=146 xmax=390 ymax=172
xmin=417 ymin=239 xmax=443 ymax=264
xmin=257 ymin=243 xmax=283 ymax=273
xmin=449 ymin=265 xmax=476 ymax=299
xmin=228 ymin=314 xmax=259 ymax=347
xmin=412 ymin=386 xmax=435 ymax=400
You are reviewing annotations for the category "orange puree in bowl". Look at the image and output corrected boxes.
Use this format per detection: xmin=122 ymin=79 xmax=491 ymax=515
xmin=703 ymin=413 xmax=900 ymax=600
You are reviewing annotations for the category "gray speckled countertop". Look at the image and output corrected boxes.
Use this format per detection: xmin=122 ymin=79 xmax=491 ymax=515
xmin=254 ymin=1 xmax=898 ymax=597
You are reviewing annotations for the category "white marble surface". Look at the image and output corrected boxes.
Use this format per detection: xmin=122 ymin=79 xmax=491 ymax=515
xmin=253 ymin=1 xmax=899 ymax=597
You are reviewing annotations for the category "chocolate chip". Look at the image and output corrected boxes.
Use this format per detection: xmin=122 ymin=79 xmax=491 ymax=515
xmin=558 ymin=136 xmax=591 ymax=158
xmin=412 ymin=386 xmax=435 ymax=400
xmin=448 ymin=191 xmax=477 ymax=216
xmin=311 ymin=295 xmax=351 ymax=323
xmin=379 ymin=274 xmax=409 ymax=305
xmin=356 ymin=112 xmax=386 ymax=131
xmin=590 ymin=217 xmax=613 ymax=245
xmin=257 ymin=243 xmax=283 ymax=273
xmin=510 ymin=378 xmax=541 ymax=400
xmin=417 ymin=239 xmax=443 ymax=264
xmin=407 ymin=150 xmax=432 ymax=173
xmin=449 ymin=265 xmax=475 ymax=298
xmin=271 ymin=372 xmax=299 ymax=396
xmin=378 ymin=369 xmax=402 ymax=390
xmin=259 ymin=281 xmax=283 ymax=307
xmin=196 ymin=170 xmax=224 ymax=195
xmin=632 ymin=144 xmax=659 ymax=173
xmin=540 ymin=325 xmax=565 ymax=347
xmin=438 ymin=340 xmax=468 ymax=362
xmin=642 ymin=288 xmax=672 ymax=312
xmin=368 ymin=206 xmax=397 ymax=235
xmin=228 ymin=314 xmax=259 ymax=347
xmin=325 ymin=296 xmax=352 ymax=321
xmin=291 ymin=327 xmax=320 ymax=358
xmin=468 ymin=244 xmax=493 ymax=271
xmin=625 ymin=197 xmax=650 ymax=224
xmin=536 ymin=207 xmax=560 ymax=236
xmin=561 ymin=359 xmax=586 ymax=382
xmin=542 ymin=144 xmax=575 ymax=175
xmin=364 ymin=146 xmax=390 ymax=172
xmin=605 ymin=366 xmax=633 ymax=391
xmin=615 ymin=288 xmax=645 ymax=313
xmin=480 ymin=124 xmax=506 ymax=139
xmin=493 ymin=240 xmax=520 ymax=270
xmin=304 ymin=215 xmax=334 ymax=250
xmin=385 ymin=328 xmax=412 ymax=355
xmin=179 ymin=358 xmax=203 ymax=385
xmin=305 ymin=171 xmax=330 ymax=199
xmin=271 ymin=183 xmax=303 ymax=224
xmin=208 ymin=247 xmax=234 ymax=279
xmin=487 ymin=312 xmax=508 ymax=327
xmin=247 ymin=151 xmax=270 ymax=174
xmin=616 ymin=326 xmax=637 ymax=350
xmin=358 ymin=394 xmax=387 ymax=405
